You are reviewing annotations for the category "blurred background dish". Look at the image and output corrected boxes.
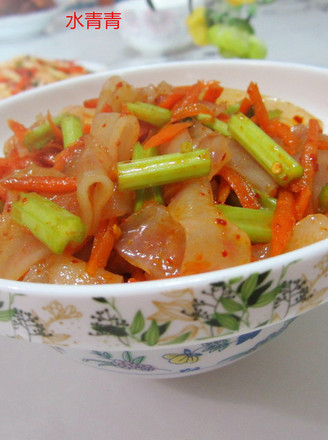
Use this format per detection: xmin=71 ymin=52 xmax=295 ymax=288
xmin=115 ymin=0 xmax=203 ymax=56
xmin=0 ymin=0 xmax=70 ymax=41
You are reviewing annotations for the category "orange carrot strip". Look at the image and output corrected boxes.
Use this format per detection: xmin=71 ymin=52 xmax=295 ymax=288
xmin=143 ymin=121 xmax=192 ymax=150
xmin=217 ymin=176 xmax=231 ymax=204
xmin=291 ymin=118 xmax=320 ymax=220
xmin=87 ymin=219 xmax=119 ymax=277
xmin=200 ymin=81 xmax=223 ymax=103
xmin=1 ymin=176 xmax=77 ymax=193
xmin=247 ymin=81 xmax=271 ymax=130
xmin=318 ymin=136 xmax=328 ymax=150
xmin=271 ymin=188 xmax=296 ymax=256
xmin=83 ymin=98 xmax=98 ymax=108
xmin=171 ymin=103 xmax=213 ymax=122
xmin=47 ymin=112 xmax=63 ymax=142
xmin=219 ymin=166 xmax=261 ymax=209
xmin=239 ymin=97 xmax=251 ymax=115
xmin=7 ymin=119 xmax=28 ymax=143
xmin=157 ymin=90 xmax=186 ymax=110
xmin=267 ymin=119 xmax=298 ymax=155
xmin=171 ymin=82 xmax=204 ymax=112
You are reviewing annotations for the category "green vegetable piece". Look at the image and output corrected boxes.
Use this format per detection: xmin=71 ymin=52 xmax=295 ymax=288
xmin=23 ymin=113 xmax=67 ymax=151
xmin=319 ymin=184 xmax=328 ymax=212
xmin=217 ymin=204 xmax=274 ymax=243
xmin=117 ymin=149 xmax=211 ymax=191
xmin=11 ymin=192 xmax=87 ymax=254
xmin=60 ymin=114 xmax=83 ymax=148
xmin=196 ymin=113 xmax=230 ymax=137
xmin=132 ymin=143 xmax=164 ymax=211
xmin=255 ymin=190 xmax=277 ymax=210
xmin=126 ymin=102 xmax=171 ymax=127
xmin=228 ymin=113 xmax=304 ymax=186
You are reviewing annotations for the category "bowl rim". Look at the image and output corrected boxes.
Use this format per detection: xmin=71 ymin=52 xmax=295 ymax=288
xmin=1 ymin=58 xmax=328 ymax=298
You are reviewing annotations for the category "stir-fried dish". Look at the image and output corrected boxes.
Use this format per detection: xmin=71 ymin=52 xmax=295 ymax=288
xmin=1 ymin=75 xmax=328 ymax=284
xmin=0 ymin=56 xmax=91 ymax=100
xmin=0 ymin=0 xmax=55 ymax=17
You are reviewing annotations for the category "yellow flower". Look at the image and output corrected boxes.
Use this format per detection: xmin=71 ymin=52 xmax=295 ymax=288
xmin=225 ymin=0 xmax=256 ymax=5
xmin=186 ymin=6 xmax=210 ymax=46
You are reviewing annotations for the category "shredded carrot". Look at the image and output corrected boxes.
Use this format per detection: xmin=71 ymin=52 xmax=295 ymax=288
xmin=200 ymin=81 xmax=223 ymax=103
xmin=47 ymin=112 xmax=63 ymax=142
xmin=219 ymin=166 xmax=261 ymax=209
xmin=247 ymin=81 xmax=271 ymax=130
xmin=143 ymin=121 xmax=192 ymax=150
xmin=290 ymin=118 xmax=320 ymax=220
xmin=157 ymin=89 xmax=186 ymax=109
xmin=87 ymin=218 xmax=119 ymax=277
xmin=239 ymin=97 xmax=251 ymax=115
xmin=217 ymin=176 xmax=231 ymax=204
xmin=247 ymin=82 xmax=298 ymax=154
xmin=171 ymin=82 xmax=204 ymax=112
xmin=53 ymin=138 xmax=84 ymax=171
xmin=83 ymin=98 xmax=98 ymax=108
xmin=7 ymin=119 xmax=28 ymax=143
xmin=267 ymin=119 xmax=298 ymax=155
xmin=318 ymin=136 xmax=328 ymax=150
xmin=101 ymin=103 xmax=113 ymax=113
xmin=1 ymin=176 xmax=77 ymax=194
xmin=83 ymin=123 xmax=91 ymax=134
xmin=271 ymin=188 xmax=296 ymax=256
xmin=171 ymin=103 xmax=214 ymax=122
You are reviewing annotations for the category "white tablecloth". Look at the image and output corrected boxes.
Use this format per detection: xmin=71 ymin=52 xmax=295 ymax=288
xmin=1 ymin=1 xmax=328 ymax=439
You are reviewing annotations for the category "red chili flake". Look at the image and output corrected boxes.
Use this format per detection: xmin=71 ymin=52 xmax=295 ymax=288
xmin=221 ymin=153 xmax=227 ymax=161
xmin=71 ymin=259 xmax=79 ymax=264
xmin=236 ymin=234 xmax=241 ymax=240
xmin=222 ymin=250 xmax=228 ymax=257
xmin=216 ymin=218 xmax=227 ymax=226
xmin=116 ymin=82 xmax=123 ymax=88
xmin=293 ymin=115 xmax=303 ymax=124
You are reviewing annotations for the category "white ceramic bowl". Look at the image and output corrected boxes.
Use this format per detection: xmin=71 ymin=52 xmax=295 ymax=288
xmin=1 ymin=60 xmax=328 ymax=378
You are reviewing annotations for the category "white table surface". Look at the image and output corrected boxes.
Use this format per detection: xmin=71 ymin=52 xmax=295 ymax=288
xmin=1 ymin=1 xmax=328 ymax=439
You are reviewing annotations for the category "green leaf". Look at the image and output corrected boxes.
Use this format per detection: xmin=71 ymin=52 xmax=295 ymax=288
xmin=122 ymin=351 xmax=132 ymax=362
xmin=91 ymin=323 xmax=128 ymax=337
xmin=251 ymin=286 xmax=283 ymax=308
xmin=240 ymin=273 xmax=259 ymax=301
xmin=92 ymin=297 xmax=109 ymax=304
xmin=129 ymin=310 xmax=145 ymax=335
xmin=158 ymin=321 xmax=171 ymax=336
xmin=144 ymin=321 xmax=160 ymax=346
xmin=212 ymin=313 xmax=240 ymax=331
xmin=133 ymin=356 xmax=145 ymax=364
xmin=247 ymin=280 xmax=273 ymax=306
xmin=167 ymin=332 xmax=191 ymax=345
xmin=221 ymin=297 xmax=244 ymax=312
xmin=0 ymin=309 xmax=16 ymax=322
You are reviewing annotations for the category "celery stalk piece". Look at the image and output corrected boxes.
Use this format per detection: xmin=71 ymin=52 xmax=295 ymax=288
xmin=11 ymin=192 xmax=87 ymax=254
xmin=132 ymin=143 xmax=164 ymax=211
xmin=228 ymin=113 xmax=303 ymax=186
xmin=126 ymin=102 xmax=171 ymax=127
xmin=217 ymin=204 xmax=274 ymax=243
xmin=61 ymin=114 xmax=83 ymax=148
xmin=24 ymin=113 xmax=67 ymax=151
xmin=117 ymin=149 xmax=211 ymax=191
xmin=196 ymin=113 xmax=230 ymax=137
xmin=255 ymin=190 xmax=277 ymax=211
xmin=319 ymin=184 xmax=328 ymax=212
